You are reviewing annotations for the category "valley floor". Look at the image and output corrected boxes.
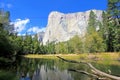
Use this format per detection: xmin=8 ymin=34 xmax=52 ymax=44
xmin=24 ymin=52 xmax=120 ymax=61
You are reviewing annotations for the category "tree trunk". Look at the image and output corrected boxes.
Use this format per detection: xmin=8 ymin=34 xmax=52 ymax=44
xmin=57 ymin=56 xmax=120 ymax=80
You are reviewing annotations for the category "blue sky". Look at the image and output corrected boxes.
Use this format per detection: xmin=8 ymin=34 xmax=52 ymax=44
xmin=0 ymin=0 xmax=107 ymax=35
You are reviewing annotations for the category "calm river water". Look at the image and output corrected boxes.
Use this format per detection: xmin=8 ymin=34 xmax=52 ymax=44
xmin=15 ymin=57 xmax=120 ymax=80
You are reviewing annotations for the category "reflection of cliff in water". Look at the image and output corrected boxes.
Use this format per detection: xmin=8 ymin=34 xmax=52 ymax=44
xmin=32 ymin=65 xmax=73 ymax=80
xmin=17 ymin=58 xmax=120 ymax=80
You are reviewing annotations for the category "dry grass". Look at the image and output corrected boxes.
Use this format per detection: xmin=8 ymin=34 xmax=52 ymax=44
xmin=24 ymin=52 xmax=120 ymax=60
xmin=24 ymin=54 xmax=80 ymax=59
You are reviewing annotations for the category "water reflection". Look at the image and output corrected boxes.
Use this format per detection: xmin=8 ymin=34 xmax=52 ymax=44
xmin=1 ymin=56 xmax=120 ymax=80
xmin=32 ymin=65 xmax=73 ymax=80
xmin=17 ymin=58 xmax=92 ymax=80
xmin=17 ymin=58 xmax=120 ymax=80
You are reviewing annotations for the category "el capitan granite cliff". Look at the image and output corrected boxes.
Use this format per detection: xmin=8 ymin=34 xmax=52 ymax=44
xmin=43 ymin=10 xmax=103 ymax=44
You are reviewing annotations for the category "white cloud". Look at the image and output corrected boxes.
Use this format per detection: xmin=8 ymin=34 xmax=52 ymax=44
xmin=12 ymin=19 xmax=45 ymax=36
xmin=17 ymin=33 xmax=26 ymax=36
xmin=28 ymin=26 xmax=45 ymax=33
xmin=13 ymin=18 xmax=30 ymax=33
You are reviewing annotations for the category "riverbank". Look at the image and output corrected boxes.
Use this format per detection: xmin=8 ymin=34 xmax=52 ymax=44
xmin=24 ymin=52 xmax=120 ymax=60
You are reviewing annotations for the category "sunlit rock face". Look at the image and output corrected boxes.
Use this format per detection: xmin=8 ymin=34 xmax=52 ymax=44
xmin=43 ymin=10 xmax=103 ymax=44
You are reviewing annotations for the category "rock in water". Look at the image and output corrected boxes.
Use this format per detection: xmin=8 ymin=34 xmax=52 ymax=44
xmin=43 ymin=10 xmax=103 ymax=45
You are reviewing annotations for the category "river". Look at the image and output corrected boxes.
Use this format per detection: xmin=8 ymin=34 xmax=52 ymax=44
xmin=0 ymin=56 xmax=120 ymax=80
xmin=17 ymin=57 xmax=120 ymax=80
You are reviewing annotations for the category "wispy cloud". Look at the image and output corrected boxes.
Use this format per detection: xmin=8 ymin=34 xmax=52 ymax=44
xmin=28 ymin=26 xmax=45 ymax=33
xmin=12 ymin=18 xmax=30 ymax=33
xmin=0 ymin=2 xmax=12 ymax=8
xmin=6 ymin=3 xmax=12 ymax=8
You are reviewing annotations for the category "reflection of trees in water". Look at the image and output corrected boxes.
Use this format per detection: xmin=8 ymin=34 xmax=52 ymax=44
xmin=17 ymin=58 xmax=92 ymax=80
xmin=17 ymin=58 xmax=72 ymax=80
xmin=0 ymin=56 xmax=22 ymax=80
xmin=0 ymin=56 xmax=21 ymax=71
xmin=16 ymin=58 xmax=120 ymax=80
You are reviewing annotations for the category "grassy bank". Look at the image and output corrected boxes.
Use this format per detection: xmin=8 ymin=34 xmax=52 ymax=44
xmin=24 ymin=52 xmax=120 ymax=60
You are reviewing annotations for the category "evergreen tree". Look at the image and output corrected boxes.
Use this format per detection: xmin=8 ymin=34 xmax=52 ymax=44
xmin=13 ymin=36 xmax=24 ymax=55
xmin=0 ymin=9 xmax=15 ymax=60
xmin=101 ymin=11 xmax=108 ymax=45
xmin=46 ymin=42 xmax=55 ymax=54
xmin=22 ymin=34 xmax=33 ymax=54
xmin=32 ymin=34 xmax=40 ymax=54
xmin=86 ymin=10 xmax=105 ymax=53
xmin=87 ymin=10 xmax=97 ymax=34
xmin=107 ymin=0 xmax=120 ymax=52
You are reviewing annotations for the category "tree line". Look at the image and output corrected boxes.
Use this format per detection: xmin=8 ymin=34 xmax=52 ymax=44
xmin=0 ymin=0 xmax=120 ymax=62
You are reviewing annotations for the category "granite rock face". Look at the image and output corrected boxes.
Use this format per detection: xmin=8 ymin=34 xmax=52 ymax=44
xmin=37 ymin=32 xmax=45 ymax=42
xmin=43 ymin=10 xmax=103 ymax=44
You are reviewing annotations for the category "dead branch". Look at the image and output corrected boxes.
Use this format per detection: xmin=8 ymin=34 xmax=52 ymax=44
xmin=68 ymin=69 xmax=107 ymax=80
xmin=68 ymin=69 xmax=98 ymax=78
xmin=57 ymin=56 xmax=120 ymax=80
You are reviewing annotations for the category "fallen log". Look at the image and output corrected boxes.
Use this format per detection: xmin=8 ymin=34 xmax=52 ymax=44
xmin=68 ymin=69 xmax=107 ymax=80
xmin=68 ymin=69 xmax=99 ymax=78
xmin=57 ymin=56 xmax=120 ymax=80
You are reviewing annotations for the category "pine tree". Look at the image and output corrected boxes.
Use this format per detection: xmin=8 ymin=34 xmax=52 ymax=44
xmin=32 ymin=34 xmax=40 ymax=54
xmin=87 ymin=10 xmax=97 ymax=34
xmin=0 ymin=9 xmax=15 ymax=60
xmin=22 ymin=34 xmax=33 ymax=54
xmin=107 ymin=0 xmax=120 ymax=52
xmin=86 ymin=10 xmax=105 ymax=53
